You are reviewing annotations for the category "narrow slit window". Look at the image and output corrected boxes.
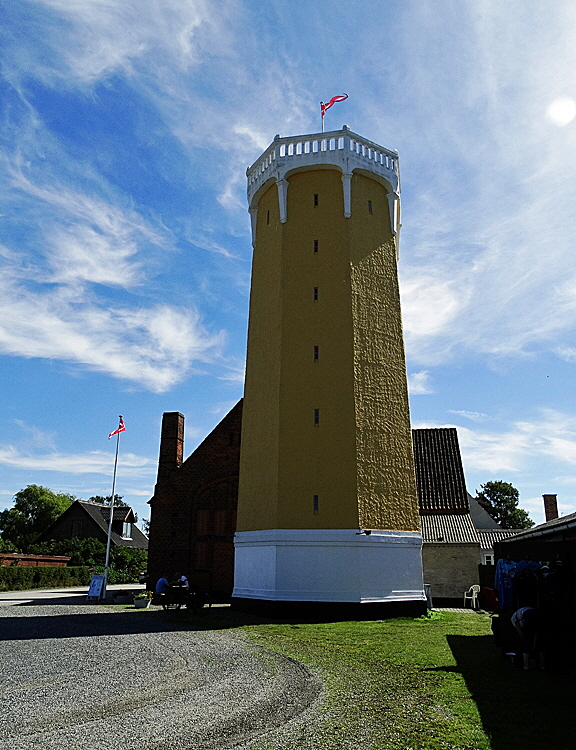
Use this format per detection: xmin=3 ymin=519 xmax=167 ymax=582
xmin=314 ymin=408 xmax=320 ymax=425
xmin=313 ymin=287 xmax=318 ymax=301
xmin=267 ymin=210 xmax=270 ymax=224
xmin=314 ymin=193 xmax=319 ymax=207
xmin=313 ymin=495 xmax=319 ymax=514
xmin=314 ymin=239 xmax=318 ymax=254
xmin=368 ymin=200 xmax=373 ymax=214
xmin=314 ymin=345 xmax=319 ymax=361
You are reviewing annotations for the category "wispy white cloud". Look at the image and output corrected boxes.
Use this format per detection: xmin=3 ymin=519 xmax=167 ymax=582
xmin=407 ymin=370 xmax=433 ymax=395
xmin=0 ymin=120 xmax=224 ymax=391
xmin=218 ymin=357 xmax=246 ymax=384
xmin=0 ymin=274 xmax=225 ymax=391
xmin=45 ymin=224 xmax=143 ymax=287
xmin=30 ymin=0 xmax=221 ymax=84
xmin=10 ymin=171 xmax=165 ymax=248
xmin=0 ymin=445 xmax=154 ymax=477
xmin=414 ymin=409 xmax=576 ymax=475
xmin=393 ymin=1 xmax=576 ymax=365
xmin=448 ymin=410 xmax=489 ymax=423
xmin=0 ymin=0 xmax=313 ymax=396
xmin=208 ymin=400 xmax=240 ymax=417
xmin=13 ymin=420 xmax=57 ymax=451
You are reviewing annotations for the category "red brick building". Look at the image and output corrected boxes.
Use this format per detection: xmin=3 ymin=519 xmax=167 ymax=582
xmin=147 ymin=401 xmax=242 ymax=594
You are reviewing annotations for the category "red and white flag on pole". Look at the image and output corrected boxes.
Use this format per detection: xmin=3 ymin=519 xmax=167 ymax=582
xmin=320 ymin=93 xmax=348 ymax=118
xmin=108 ymin=416 xmax=126 ymax=439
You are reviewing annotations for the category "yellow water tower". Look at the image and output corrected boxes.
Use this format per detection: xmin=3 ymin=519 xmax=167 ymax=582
xmin=233 ymin=126 xmax=425 ymax=610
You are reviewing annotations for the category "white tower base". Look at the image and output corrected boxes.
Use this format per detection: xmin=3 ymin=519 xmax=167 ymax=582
xmin=233 ymin=529 xmax=425 ymax=603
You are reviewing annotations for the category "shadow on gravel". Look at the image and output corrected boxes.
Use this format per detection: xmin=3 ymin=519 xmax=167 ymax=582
xmin=0 ymin=605 xmax=273 ymax=641
xmin=0 ymin=595 xmax=426 ymax=641
xmin=446 ymin=634 xmax=576 ymax=750
xmin=1 ymin=598 xmax=427 ymax=642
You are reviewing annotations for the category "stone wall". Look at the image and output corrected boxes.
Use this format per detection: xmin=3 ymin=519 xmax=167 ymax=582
xmin=421 ymin=542 xmax=481 ymax=600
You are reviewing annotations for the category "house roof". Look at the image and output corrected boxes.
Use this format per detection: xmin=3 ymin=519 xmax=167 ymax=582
xmin=421 ymin=513 xmax=479 ymax=544
xmin=498 ymin=511 xmax=576 ymax=543
xmin=412 ymin=428 xmax=469 ymax=514
xmin=78 ymin=501 xmax=148 ymax=549
xmin=97 ymin=505 xmax=136 ymax=523
xmin=37 ymin=500 xmax=148 ymax=549
xmin=421 ymin=514 xmax=525 ymax=549
xmin=468 ymin=494 xmax=501 ymax=529
xmin=476 ymin=528 xmax=522 ymax=551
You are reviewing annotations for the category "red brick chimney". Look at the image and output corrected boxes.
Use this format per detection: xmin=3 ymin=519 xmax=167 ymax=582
xmin=159 ymin=412 xmax=184 ymax=469
xmin=543 ymin=494 xmax=559 ymax=522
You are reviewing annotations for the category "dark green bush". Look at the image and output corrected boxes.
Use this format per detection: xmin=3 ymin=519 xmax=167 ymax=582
xmin=0 ymin=566 xmax=91 ymax=592
xmin=29 ymin=537 xmax=147 ymax=584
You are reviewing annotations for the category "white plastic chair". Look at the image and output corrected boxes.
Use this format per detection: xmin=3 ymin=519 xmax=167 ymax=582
xmin=463 ymin=584 xmax=480 ymax=608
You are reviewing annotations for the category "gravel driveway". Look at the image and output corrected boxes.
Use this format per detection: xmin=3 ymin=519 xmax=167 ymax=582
xmin=0 ymin=601 xmax=323 ymax=750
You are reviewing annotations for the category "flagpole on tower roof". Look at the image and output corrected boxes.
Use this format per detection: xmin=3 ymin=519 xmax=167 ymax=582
xmin=320 ymin=93 xmax=348 ymax=134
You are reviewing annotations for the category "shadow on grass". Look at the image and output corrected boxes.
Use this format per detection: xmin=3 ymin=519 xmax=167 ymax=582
xmin=445 ymin=634 xmax=576 ymax=750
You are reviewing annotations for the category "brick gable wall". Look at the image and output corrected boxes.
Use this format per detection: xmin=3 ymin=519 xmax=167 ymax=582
xmin=147 ymin=401 xmax=242 ymax=593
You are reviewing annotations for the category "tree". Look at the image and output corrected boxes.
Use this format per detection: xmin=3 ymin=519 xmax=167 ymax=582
xmin=475 ymin=481 xmax=534 ymax=529
xmin=88 ymin=494 xmax=127 ymax=506
xmin=0 ymin=485 xmax=76 ymax=552
xmin=0 ymin=537 xmax=18 ymax=553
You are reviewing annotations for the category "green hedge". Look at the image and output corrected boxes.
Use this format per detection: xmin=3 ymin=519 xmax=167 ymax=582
xmin=29 ymin=538 xmax=147 ymax=584
xmin=0 ymin=566 xmax=91 ymax=592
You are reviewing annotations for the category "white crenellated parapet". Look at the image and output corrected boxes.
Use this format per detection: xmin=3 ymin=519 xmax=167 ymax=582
xmin=246 ymin=126 xmax=401 ymax=248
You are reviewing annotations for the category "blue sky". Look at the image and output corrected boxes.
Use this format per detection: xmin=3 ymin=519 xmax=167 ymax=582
xmin=2 ymin=0 xmax=576 ymax=527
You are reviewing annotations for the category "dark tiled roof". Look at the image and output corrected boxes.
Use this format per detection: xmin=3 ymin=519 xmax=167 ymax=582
xmin=98 ymin=505 xmax=135 ymax=522
xmin=421 ymin=513 xmax=479 ymax=543
xmin=422 ymin=515 xmax=524 ymax=548
xmin=476 ymin=528 xmax=522 ymax=550
xmin=412 ymin=428 xmax=469 ymax=514
xmin=77 ymin=501 xmax=148 ymax=549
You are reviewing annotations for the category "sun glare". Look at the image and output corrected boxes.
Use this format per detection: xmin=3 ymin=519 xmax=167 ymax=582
xmin=546 ymin=97 xmax=576 ymax=126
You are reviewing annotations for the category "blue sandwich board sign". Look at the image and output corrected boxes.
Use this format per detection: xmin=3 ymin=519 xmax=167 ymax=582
xmin=86 ymin=574 xmax=105 ymax=601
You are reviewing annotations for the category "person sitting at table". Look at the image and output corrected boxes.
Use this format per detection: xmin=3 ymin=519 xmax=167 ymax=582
xmin=172 ymin=572 xmax=189 ymax=590
xmin=155 ymin=574 xmax=169 ymax=594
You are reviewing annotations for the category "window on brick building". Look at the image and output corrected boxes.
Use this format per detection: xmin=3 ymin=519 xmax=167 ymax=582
xmin=314 ymin=408 xmax=320 ymax=425
xmin=195 ymin=509 xmax=210 ymax=536
xmin=314 ymin=345 xmax=319 ymax=361
xmin=71 ymin=520 xmax=82 ymax=537
xmin=214 ymin=509 xmax=228 ymax=536
xmin=194 ymin=541 xmax=210 ymax=569
xmin=314 ymin=239 xmax=318 ymax=253
xmin=313 ymin=287 xmax=318 ymax=301
xmin=313 ymin=495 xmax=319 ymax=514
xmin=314 ymin=193 xmax=319 ymax=206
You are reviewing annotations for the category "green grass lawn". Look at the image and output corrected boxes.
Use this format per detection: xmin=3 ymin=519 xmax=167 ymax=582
xmin=155 ymin=606 xmax=576 ymax=749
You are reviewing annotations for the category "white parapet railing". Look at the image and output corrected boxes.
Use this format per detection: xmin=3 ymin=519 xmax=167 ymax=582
xmin=246 ymin=127 xmax=399 ymax=206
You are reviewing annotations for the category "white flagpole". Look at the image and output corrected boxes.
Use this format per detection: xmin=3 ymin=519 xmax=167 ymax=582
xmin=102 ymin=427 xmax=121 ymax=600
xmin=321 ymin=105 xmax=325 ymax=133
